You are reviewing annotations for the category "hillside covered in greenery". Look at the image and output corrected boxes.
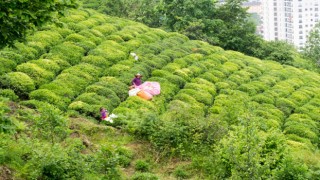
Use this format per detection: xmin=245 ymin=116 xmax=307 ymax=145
xmin=0 ymin=8 xmax=320 ymax=179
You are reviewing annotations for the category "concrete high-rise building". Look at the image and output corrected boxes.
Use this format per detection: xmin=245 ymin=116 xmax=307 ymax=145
xmin=261 ymin=0 xmax=320 ymax=49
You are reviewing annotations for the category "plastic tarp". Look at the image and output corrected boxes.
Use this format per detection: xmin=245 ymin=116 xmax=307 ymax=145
xmin=137 ymin=82 xmax=161 ymax=96
xmin=137 ymin=90 xmax=153 ymax=100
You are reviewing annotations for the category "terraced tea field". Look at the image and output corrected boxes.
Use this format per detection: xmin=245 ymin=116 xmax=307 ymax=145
xmin=0 ymin=8 xmax=320 ymax=179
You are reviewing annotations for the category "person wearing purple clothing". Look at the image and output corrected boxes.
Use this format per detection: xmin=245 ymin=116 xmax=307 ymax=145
xmin=131 ymin=73 xmax=143 ymax=88
xmin=100 ymin=107 xmax=108 ymax=123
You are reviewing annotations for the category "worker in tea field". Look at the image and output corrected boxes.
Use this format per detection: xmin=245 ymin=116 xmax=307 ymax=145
xmin=130 ymin=73 xmax=143 ymax=88
xmin=99 ymin=107 xmax=108 ymax=123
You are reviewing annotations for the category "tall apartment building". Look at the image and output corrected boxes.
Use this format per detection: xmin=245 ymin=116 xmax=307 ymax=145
xmin=261 ymin=0 xmax=320 ymax=49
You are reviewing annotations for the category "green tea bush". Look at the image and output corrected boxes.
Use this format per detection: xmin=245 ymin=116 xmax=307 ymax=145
xmin=40 ymin=82 xmax=75 ymax=99
xmin=0 ymin=57 xmax=16 ymax=75
xmin=51 ymin=26 xmax=74 ymax=38
xmin=244 ymin=66 xmax=263 ymax=77
xmin=62 ymin=63 xmax=101 ymax=79
xmin=185 ymin=82 xmax=216 ymax=96
xmin=0 ymin=72 xmax=35 ymax=98
xmin=14 ymin=43 xmax=38 ymax=61
xmin=188 ymin=64 xmax=206 ymax=76
xmin=67 ymin=23 xmax=88 ymax=32
xmin=0 ymin=50 xmax=23 ymax=64
xmin=173 ymin=68 xmax=192 ymax=81
xmin=96 ymin=77 xmax=129 ymax=101
xmin=228 ymin=71 xmax=253 ymax=85
xmin=284 ymin=124 xmax=318 ymax=144
xmin=27 ymin=41 xmax=47 ymax=55
xmin=45 ymin=42 xmax=85 ymax=65
xmin=78 ymin=29 xmax=103 ymax=44
xmin=81 ymin=55 xmax=110 ymax=68
xmin=27 ymin=30 xmax=63 ymax=47
xmin=0 ymin=89 xmax=18 ymax=101
xmin=65 ymin=33 xmax=96 ymax=51
xmin=286 ymin=114 xmax=317 ymax=131
xmin=68 ymin=101 xmax=95 ymax=116
xmin=89 ymin=41 xmax=127 ymax=63
xmin=29 ymin=89 xmax=66 ymax=109
xmin=220 ymin=62 xmax=240 ymax=76
xmin=288 ymin=91 xmax=312 ymax=106
xmin=179 ymin=89 xmax=213 ymax=106
xmin=271 ymin=84 xmax=295 ymax=98
xmin=92 ymin=24 xmax=117 ymax=36
xmin=106 ymin=34 xmax=124 ymax=43
xmin=199 ymin=72 xmax=220 ymax=83
xmin=123 ymin=39 xmax=143 ymax=50
xmin=251 ymin=94 xmax=275 ymax=104
xmin=105 ymin=64 xmax=131 ymax=77
xmin=53 ymin=73 xmax=92 ymax=94
xmin=135 ymin=160 xmax=151 ymax=172
xmin=210 ymin=69 xmax=227 ymax=79
xmin=162 ymin=63 xmax=182 ymax=72
xmin=275 ymin=98 xmax=297 ymax=116
xmin=174 ymin=93 xmax=201 ymax=105
xmin=78 ymin=18 xmax=100 ymax=28
xmin=16 ymin=63 xmax=55 ymax=87
xmin=205 ymin=53 xmax=228 ymax=64
xmin=258 ymin=74 xmax=280 ymax=87
xmin=238 ymin=81 xmax=268 ymax=96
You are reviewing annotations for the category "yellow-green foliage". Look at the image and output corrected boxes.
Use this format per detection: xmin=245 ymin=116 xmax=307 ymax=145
xmin=0 ymin=57 xmax=16 ymax=75
xmin=16 ymin=63 xmax=55 ymax=87
xmin=2 ymin=8 xmax=320 ymax=179
xmin=0 ymin=72 xmax=35 ymax=97
xmin=45 ymin=42 xmax=86 ymax=65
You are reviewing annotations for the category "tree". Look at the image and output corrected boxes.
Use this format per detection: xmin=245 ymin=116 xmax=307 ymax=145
xmin=34 ymin=105 xmax=68 ymax=144
xmin=0 ymin=0 xmax=78 ymax=48
xmin=303 ymin=22 xmax=320 ymax=67
xmin=253 ymin=40 xmax=296 ymax=65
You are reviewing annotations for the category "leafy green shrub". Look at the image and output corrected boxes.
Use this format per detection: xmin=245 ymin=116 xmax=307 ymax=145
xmin=174 ymin=165 xmax=191 ymax=179
xmin=81 ymin=55 xmax=110 ymax=68
xmin=39 ymin=83 xmax=75 ymax=100
xmin=27 ymin=41 xmax=47 ymax=55
xmin=45 ymin=42 xmax=85 ymax=65
xmin=96 ymin=77 xmax=129 ymax=101
xmin=106 ymin=34 xmax=124 ymax=42
xmin=179 ymin=89 xmax=213 ymax=106
xmin=131 ymin=172 xmax=159 ymax=180
xmin=258 ymin=74 xmax=280 ymax=87
xmin=78 ymin=29 xmax=103 ymax=44
xmin=29 ymin=59 xmax=61 ymax=74
xmin=251 ymin=94 xmax=275 ymax=104
xmin=29 ymin=89 xmax=65 ymax=109
xmin=92 ymin=24 xmax=117 ymax=35
xmin=16 ymin=63 xmax=54 ymax=87
xmin=135 ymin=160 xmax=151 ymax=172
xmin=115 ymin=147 xmax=133 ymax=168
xmin=14 ymin=42 xmax=39 ymax=61
xmin=27 ymin=30 xmax=63 ymax=47
xmin=89 ymin=41 xmax=128 ymax=63
xmin=0 ymin=57 xmax=16 ymax=75
xmin=275 ymin=98 xmax=297 ymax=116
xmin=0 ymin=72 xmax=35 ymax=98
xmin=184 ymin=82 xmax=216 ymax=96
xmin=0 ymin=89 xmax=18 ymax=101
xmin=0 ymin=50 xmax=23 ymax=63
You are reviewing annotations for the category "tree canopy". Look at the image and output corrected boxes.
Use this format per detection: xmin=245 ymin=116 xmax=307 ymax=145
xmin=303 ymin=22 xmax=320 ymax=67
xmin=0 ymin=0 xmax=78 ymax=48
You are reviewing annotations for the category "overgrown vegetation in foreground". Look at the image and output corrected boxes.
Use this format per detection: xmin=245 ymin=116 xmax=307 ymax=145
xmin=0 ymin=8 xmax=320 ymax=179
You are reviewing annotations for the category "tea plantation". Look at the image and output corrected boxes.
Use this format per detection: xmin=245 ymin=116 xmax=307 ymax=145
xmin=0 ymin=8 xmax=320 ymax=179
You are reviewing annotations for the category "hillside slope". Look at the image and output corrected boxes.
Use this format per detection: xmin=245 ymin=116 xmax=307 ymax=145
xmin=0 ymin=8 xmax=320 ymax=179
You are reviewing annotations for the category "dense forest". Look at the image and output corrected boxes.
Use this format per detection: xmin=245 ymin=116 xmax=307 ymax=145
xmin=0 ymin=1 xmax=320 ymax=179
